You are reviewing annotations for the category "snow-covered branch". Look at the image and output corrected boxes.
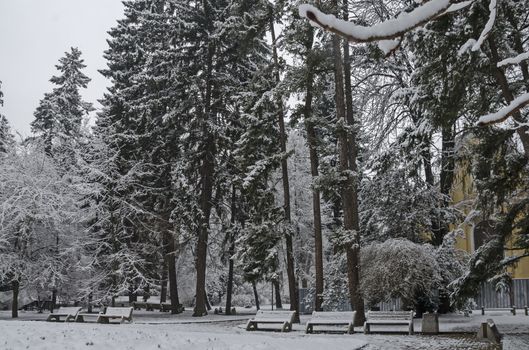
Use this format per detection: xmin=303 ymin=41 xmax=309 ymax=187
xmin=477 ymin=93 xmax=529 ymax=126
xmin=298 ymin=0 xmax=470 ymax=43
xmin=497 ymin=51 xmax=529 ymax=68
xmin=471 ymin=0 xmax=497 ymax=52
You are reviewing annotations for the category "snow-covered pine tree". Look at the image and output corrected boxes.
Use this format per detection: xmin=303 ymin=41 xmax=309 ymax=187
xmin=0 ymin=80 xmax=14 ymax=154
xmin=165 ymin=0 xmax=288 ymax=316
xmin=31 ymin=48 xmax=93 ymax=156
xmin=85 ymin=0 xmax=172 ymax=306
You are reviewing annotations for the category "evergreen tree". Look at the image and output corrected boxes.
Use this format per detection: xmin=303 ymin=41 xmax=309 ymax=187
xmin=0 ymin=80 xmax=14 ymax=153
xmin=31 ymin=47 xmax=93 ymax=155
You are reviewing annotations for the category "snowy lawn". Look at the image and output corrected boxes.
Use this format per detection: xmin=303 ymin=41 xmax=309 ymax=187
xmin=0 ymin=320 xmax=367 ymax=350
xmin=1 ymin=310 xmax=527 ymax=349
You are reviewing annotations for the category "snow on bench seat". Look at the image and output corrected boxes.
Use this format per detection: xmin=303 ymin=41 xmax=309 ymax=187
xmin=305 ymin=311 xmax=356 ymax=334
xmin=364 ymin=311 xmax=414 ymax=335
xmin=246 ymin=310 xmax=296 ymax=332
xmin=46 ymin=307 xmax=82 ymax=322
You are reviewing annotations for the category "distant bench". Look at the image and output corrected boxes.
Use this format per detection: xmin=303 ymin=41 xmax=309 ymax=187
xmin=46 ymin=307 xmax=82 ymax=322
xmin=305 ymin=311 xmax=356 ymax=334
xmin=133 ymin=302 xmax=162 ymax=311
xmin=480 ymin=306 xmax=519 ymax=315
xmin=75 ymin=307 xmax=133 ymax=324
xmin=246 ymin=310 xmax=296 ymax=332
xmin=364 ymin=311 xmax=414 ymax=335
xmin=133 ymin=302 xmax=184 ymax=313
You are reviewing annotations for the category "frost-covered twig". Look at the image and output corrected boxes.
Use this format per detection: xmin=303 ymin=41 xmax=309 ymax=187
xmin=477 ymin=93 xmax=529 ymax=126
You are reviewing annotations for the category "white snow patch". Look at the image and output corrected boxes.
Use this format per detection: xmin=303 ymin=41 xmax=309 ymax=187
xmin=378 ymin=39 xmax=401 ymax=55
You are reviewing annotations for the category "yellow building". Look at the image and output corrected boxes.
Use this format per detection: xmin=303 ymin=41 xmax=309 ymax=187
xmin=451 ymin=161 xmax=529 ymax=280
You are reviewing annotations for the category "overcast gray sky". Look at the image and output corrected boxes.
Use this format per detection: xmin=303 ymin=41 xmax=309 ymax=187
xmin=0 ymin=0 xmax=124 ymax=138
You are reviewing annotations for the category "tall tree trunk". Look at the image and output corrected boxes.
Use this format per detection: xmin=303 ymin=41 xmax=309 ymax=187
xmin=432 ymin=122 xmax=456 ymax=248
xmin=165 ymin=229 xmax=181 ymax=314
xmin=333 ymin=0 xmax=365 ymax=326
xmin=87 ymin=293 xmax=93 ymax=313
xmin=128 ymin=284 xmax=134 ymax=304
xmin=270 ymin=8 xmax=299 ymax=322
xmin=160 ymin=260 xmax=168 ymax=303
xmin=274 ymin=279 xmax=283 ymax=309
xmin=193 ymin=21 xmax=216 ymax=315
xmin=12 ymin=280 xmax=19 ymax=318
xmin=225 ymin=246 xmax=235 ymax=314
xmin=252 ymin=281 xmax=260 ymax=310
xmin=226 ymin=187 xmax=237 ymax=315
xmin=50 ymin=288 xmax=57 ymax=313
xmin=302 ymin=25 xmax=324 ymax=312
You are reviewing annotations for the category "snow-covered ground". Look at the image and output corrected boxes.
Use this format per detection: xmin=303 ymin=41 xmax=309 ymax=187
xmin=1 ymin=309 xmax=527 ymax=350
xmin=0 ymin=319 xmax=366 ymax=350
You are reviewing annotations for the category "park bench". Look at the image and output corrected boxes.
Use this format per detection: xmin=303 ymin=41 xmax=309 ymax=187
xmin=132 ymin=301 xmax=148 ymax=310
xmin=132 ymin=301 xmax=159 ymax=311
xmin=305 ymin=311 xmax=356 ymax=334
xmin=46 ymin=307 xmax=82 ymax=322
xmin=75 ymin=307 xmax=133 ymax=324
xmin=480 ymin=306 xmax=517 ymax=315
xmin=246 ymin=310 xmax=296 ymax=332
xmin=96 ymin=307 xmax=134 ymax=324
xmin=364 ymin=311 xmax=414 ymax=335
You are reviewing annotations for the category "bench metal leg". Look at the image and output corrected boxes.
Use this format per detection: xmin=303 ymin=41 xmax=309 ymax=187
xmin=347 ymin=323 xmax=354 ymax=334
xmin=246 ymin=321 xmax=255 ymax=331
xmin=305 ymin=323 xmax=312 ymax=334
xmin=364 ymin=322 xmax=369 ymax=334
xmin=75 ymin=315 xmax=84 ymax=323
xmin=409 ymin=322 xmax=414 ymax=335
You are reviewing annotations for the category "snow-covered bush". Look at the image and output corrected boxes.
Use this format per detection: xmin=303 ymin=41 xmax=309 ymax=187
xmin=360 ymin=239 xmax=441 ymax=309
